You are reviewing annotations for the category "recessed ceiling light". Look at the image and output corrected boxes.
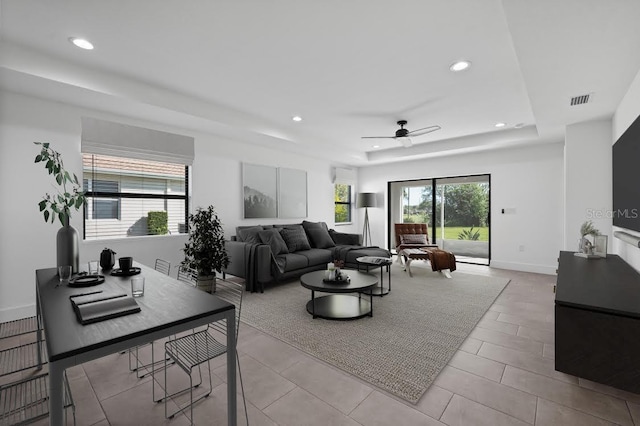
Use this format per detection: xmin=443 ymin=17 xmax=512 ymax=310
xmin=495 ymin=122 xmax=506 ymax=128
xmin=449 ymin=60 xmax=471 ymax=72
xmin=69 ymin=37 xmax=94 ymax=50
xmin=292 ymin=116 xmax=302 ymax=122
xmin=372 ymin=145 xmax=380 ymax=149
xmin=514 ymin=123 xmax=525 ymax=129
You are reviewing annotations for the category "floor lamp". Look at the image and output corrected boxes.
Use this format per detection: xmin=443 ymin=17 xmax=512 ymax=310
xmin=357 ymin=192 xmax=377 ymax=246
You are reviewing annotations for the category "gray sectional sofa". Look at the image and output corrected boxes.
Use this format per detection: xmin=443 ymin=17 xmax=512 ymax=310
xmin=223 ymin=221 xmax=391 ymax=292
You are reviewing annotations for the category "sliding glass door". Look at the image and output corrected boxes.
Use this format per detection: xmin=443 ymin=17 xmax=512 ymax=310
xmin=434 ymin=175 xmax=490 ymax=265
xmin=388 ymin=174 xmax=490 ymax=265
xmin=402 ymin=185 xmax=433 ymax=225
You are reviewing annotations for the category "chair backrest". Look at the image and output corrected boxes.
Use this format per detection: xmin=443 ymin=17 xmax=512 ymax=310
xmin=394 ymin=223 xmax=430 ymax=248
xmin=208 ymin=278 xmax=244 ymax=338
xmin=154 ymin=258 xmax=171 ymax=276
xmin=177 ymin=266 xmax=198 ymax=287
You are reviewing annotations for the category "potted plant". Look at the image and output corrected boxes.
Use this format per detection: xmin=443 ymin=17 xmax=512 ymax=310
xmin=182 ymin=205 xmax=229 ymax=292
xmin=34 ymin=142 xmax=86 ymax=272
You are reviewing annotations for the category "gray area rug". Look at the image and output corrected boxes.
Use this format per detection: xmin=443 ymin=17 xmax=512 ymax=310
xmin=241 ymin=263 xmax=510 ymax=404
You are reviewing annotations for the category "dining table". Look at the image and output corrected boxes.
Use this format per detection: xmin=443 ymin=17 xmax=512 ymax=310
xmin=35 ymin=263 xmax=237 ymax=425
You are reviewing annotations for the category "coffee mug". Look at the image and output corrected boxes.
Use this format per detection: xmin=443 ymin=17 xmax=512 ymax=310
xmin=119 ymin=256 xmax=133 ymax=271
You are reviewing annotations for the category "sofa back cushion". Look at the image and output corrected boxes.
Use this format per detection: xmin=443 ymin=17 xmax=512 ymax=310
xmin=280 ymin=227 xmax=312 ymax=252
xmin=302 ymin=221 xmax=335 ymax=249
xmin=236 ymin=226 xmax=264 ymax=243
xmin=258 ymin=228 xmax=289 ymax=256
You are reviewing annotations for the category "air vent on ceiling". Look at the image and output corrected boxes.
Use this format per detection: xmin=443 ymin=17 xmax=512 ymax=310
xmin=570 ymin=93 xmax=592 ymax=106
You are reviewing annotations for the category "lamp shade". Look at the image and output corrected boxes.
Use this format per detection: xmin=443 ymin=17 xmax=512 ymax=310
xmin=357 ymin=192 xmax=377 ymax=208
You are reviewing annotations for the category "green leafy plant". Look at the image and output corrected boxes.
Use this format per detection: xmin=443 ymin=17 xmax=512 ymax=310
xmin=182 ymin=205 xmax=229 ymax=277
xmin=34 ymin=142 xmax=86 ymax=225
xmin=580 ymin=220 xmax=600 ymax=237
xmin=458 ymin=226 xmax=481 ymax=240
xmin=147 ymin=211 xmax=169 ymax=235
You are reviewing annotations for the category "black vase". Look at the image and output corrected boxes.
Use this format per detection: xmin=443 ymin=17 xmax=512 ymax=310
xmin=57 ymin=216 xmax=79 ymax=273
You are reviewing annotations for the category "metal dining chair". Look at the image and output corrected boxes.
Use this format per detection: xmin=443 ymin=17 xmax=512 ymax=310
xmin=128 ymin=259 xmax=172 ymax=378
xmin=0 ymin=317 xmax=76 ymax=425
xmin=151 ymin=266 xmax=199 ymax=403
xmin=177 ymin=266 xmax=198 ymax=287
xmin=154 ymin=258 xmax=171 ymax=276
xmin=162 ymin=278 xmax=248 ymax=425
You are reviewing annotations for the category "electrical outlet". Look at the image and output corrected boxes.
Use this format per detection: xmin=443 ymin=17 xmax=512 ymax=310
xmin=519 ymin=245 xmax=525 ymax=252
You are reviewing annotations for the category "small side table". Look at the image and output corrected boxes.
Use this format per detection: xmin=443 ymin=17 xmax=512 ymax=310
xmin=356 ymin=256 xmax=393 ymax=296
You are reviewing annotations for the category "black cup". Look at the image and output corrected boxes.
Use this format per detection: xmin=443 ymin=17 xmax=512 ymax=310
xmin=119 ymin=257 xmax=133 ymax=271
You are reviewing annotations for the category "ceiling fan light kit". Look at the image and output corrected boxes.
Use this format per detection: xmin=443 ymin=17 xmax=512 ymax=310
xmin=397 ymin=137 xmax=412 ymax=148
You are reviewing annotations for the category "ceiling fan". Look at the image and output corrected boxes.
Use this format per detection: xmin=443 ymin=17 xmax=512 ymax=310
xmin=362 ymin=120 xmax=441 ymax=147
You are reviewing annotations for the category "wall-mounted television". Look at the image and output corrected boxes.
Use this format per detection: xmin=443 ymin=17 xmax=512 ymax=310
xmin=613 ymin=113 xmax=640 ymax=232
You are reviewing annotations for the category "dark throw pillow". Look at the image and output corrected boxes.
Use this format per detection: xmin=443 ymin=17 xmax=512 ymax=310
xmin=236 ymin=226 xmax=263 ymax=243
xmin=258 ymin=228 xmax=289 ymax=256
xmin=400 ymin=234 xmax=428 ymax=245
xmin=280 ymin=227 xmax=312 ymax=252
xmin=302 ymin=221 xmax=335 ymax=249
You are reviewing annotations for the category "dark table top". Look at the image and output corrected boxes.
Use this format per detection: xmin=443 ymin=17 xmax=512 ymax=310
xmin=355 ymin=256 xmax=393 ymax=266
xmin=36 ymin=264 xmax=234 ymax=362
xmin=556 ymin=251 xmax=640 ymax=318
xmin=300 ymin=270 xmax=378 ymax=293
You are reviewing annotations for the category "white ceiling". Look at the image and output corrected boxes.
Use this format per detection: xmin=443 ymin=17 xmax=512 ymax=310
xmin=1 ymin=0 xmax=640 ymax=166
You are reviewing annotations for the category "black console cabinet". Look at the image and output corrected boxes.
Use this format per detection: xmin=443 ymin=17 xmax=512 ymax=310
xmin=555 ymin=251 xmax=640 ymax=393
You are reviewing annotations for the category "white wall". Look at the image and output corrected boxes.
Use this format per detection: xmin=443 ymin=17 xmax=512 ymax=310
xmin=613 ymin=68 xmax=640 ymax=269
xmin=0 ymin=90 xmax=351 ymax=321
xmin=563 ymin=119 xmax=613 ymax=251
xmin=358 ymin=143 xmax=564 ymax=274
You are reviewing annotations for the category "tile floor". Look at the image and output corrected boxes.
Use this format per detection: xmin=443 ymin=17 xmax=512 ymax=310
xmin=3 ymin=262 xmax=640 ymax=425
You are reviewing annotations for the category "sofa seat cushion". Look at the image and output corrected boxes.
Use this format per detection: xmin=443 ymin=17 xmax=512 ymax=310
xmin=295 ymin=248 xmax=332 ymax=267
xmin=277 ymin=253 xmax=309 ymax=272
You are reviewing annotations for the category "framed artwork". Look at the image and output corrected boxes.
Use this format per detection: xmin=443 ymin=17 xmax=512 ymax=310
xmin=243 ymin=163 xmax=277 ymax=218
xmin=278 ymin=167 xmax=307 ymax=218
xmin=594 ymin=235 xmax=608 ymax=258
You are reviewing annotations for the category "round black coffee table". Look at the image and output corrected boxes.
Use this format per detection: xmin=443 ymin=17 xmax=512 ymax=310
xmin=300 ymin=270 xmax=378 ymax=320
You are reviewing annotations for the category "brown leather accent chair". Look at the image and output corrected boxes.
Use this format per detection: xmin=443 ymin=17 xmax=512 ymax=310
xmin=394 ymin=223 xmax=438 ymax=260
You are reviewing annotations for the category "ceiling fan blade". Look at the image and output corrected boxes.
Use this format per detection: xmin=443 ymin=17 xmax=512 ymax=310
xmin=361 ymin=136 xmax=396 ymax=139
xmin=407 ymin=125 xmax=441 ymax=137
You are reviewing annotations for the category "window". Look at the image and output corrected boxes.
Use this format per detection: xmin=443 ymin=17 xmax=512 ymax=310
xmin=83 ymin=154 xmax=188 ymax=239
xmin=83 ymin=179 xmax=120 ymax=220
xmin=334 ymin=183 xmax=352 ymax=223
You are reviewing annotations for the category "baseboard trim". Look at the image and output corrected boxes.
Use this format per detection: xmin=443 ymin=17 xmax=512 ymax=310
xmin=0 ymin=304 xmax=36 ymax=323
xmin=490 ymin=260 xmax=557 ymax=275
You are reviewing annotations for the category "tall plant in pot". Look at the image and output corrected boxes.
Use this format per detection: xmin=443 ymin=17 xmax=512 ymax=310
xmin=34 ymin=142 xmax=86 ymax=273
xmin=182 ymin=205 xmax=230 ymax=292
